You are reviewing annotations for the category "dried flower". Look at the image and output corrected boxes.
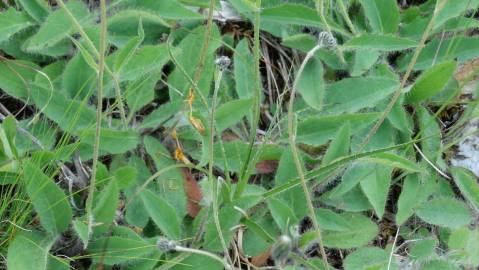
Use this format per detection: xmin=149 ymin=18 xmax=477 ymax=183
xmin=318 ymin=31 xmax=337 ymax=50
xmin=215 ymin=56 xmax=231 ymax=71
xmin=272 ymin=235 xmax=293 ymax=267
xmin=156 ymin=237 xmax=177 ymax=252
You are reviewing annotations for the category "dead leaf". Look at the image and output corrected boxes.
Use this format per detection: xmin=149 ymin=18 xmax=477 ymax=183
xmin=255 ymin=160 xmax=279 ymax=174
xmin=251 ymin=247 xmax=271 ymax=267
xmin=182 ymin=169 xmax=202 ymax=218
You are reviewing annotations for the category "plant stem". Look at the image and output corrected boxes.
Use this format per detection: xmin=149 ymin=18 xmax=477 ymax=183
xmin=358 ymin=0 xmax=447 ymax=152
xmin=85 ymin=0 xmax=107 ymax=238
xmin=235 ymin=0 xmax=262 ymax=199
xmin=112 ymin=75 xmax=128 ymax=128
xmin=174 ymin=246 xmax=230 ymax=270
xmin=209 ymin=68 xmax=233 ymax=266
xmin=337 ymin=0 xmax=357 ymax=35
xmin=287 ymin=44 xmax=329 ymax=270
xmin=315 ymin=0 xmax=345 ymax=63
xmin=56 ymin=0 xmax=127 ymax=129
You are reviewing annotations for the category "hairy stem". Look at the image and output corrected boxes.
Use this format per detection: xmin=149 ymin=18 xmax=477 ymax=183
xmin=85 ymin=0 xmax=107 ymax=238
xmin=235 ymin=0 xmax=262 ymax=199
xmin=287 ymin=44 xmax=330 ymax=270
xmin=209 ymin=69 xmax=233 ymax=265
xmin=315 ymin=0 xmax=345 ymax=63
xmin=175 ymin=246 xmax=230 ymax=270
xmin=337 ymin=0 xmax=357 ymax=35
xmin=56 ymin=0 xmax=127 ymax=129
xmin=358 ymin=0 xmax=447 ymax=151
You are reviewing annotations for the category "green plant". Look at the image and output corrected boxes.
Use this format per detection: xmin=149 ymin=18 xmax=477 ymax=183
xmin=1 ymin=0 xmax=479 ymax=269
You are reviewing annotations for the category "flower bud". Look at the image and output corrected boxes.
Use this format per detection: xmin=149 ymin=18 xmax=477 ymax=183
xmin=215 ymin=56 xmax=231 ymax=71
xmin=272 ymin=235 xmax=293 ymax=266
xmin=318 ymin=31 xmax=337 ymax=50
xmin=156 ymin=237 xmax=177 ymax=252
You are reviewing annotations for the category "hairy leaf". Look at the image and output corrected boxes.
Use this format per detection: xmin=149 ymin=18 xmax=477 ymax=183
xmin=23 ymin=162 xmax=72 ymax=235
xmin=23 ymin=0 xmax=91 ymax=52
xmin=0 ymin=8 xmax=35 ymax=43
xmin=416 ymin=198 xmax=472 ymax=228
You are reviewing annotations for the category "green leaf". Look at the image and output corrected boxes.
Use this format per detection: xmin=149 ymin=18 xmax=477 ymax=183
xmin=410 ymin=239 xmax=437 ymax=261
xmin=1 ymin=115 xmax=19 ymax=159
xmin=17 ymin=0 xmax=51 ymax=22
xmin=343 ymin=34 xmax=418 ymax=51
xmin=323 ymin=213 xmax=378 ymax=248
xmin=204 ymin=194 xmax=262 ymax=251
xmin=297 ymin=57 xmax=324 ymax=110
xmin=328 ymin=162 xmax=376 ymax=198
xmin=261 ymin=4 xmax=326 ymax=29
xmin=234 ymin=39 xmax=255 ymax=99
xmin=107 ymin=9 xmax=169 ymax=46
xmin=62 ymin=53 xmax=96 ymax=99
xmin=315 ymin=208 xmax=350 ymax=232
xmin=114 ymin=166 xmax=138 ymax=189
xmin=451 ymin=167 xmax=479 ymax=213
xmin=120 ymin=0 xmax=203 ymax=20
xmin=23 ymin=0 xmax=91 ymax=52
xmin=7 ymin=231 xmax=56 ymax=270
xmin=420 ymin=260 xmax=461 ymax=270
xmin=140 ymin=101 xmax=181 ymax=129
xmin=30 ymin=85 xmax=97 ymax=133
xmin=416 ymin=198 xmax=472 ymax=228
xmin=73 ymin=219 xmax=89 ymax=248
xmin=88 ymin=236 xmax=156 ymax=265
xmin=359 ymin=0 xmax=400 ymax=34
xmin=170 ymin=254 xmax=223 ymax=270
xmin=363 ymin=152 xmax=422 ymax=172
xmin=125 ymin=156 xmax=152 ymax=228
xmin=350 ymin=49 xmax=380 ymax=77
xmin=396 ymin=174 xmax=434 ymax=225
xmin=282 ymin=34 xmax=345 ymax=70
xmin=322 ymin=185 xmax=373 ymax=212
xmin=120 ymin=44 xmax=170 ymax=81
xmin=296 ymin=112 xmax=379 ymax=146
xmin=267 ymin=197 xmax=299 ymax=231
xmin=215 ymin=98 xmax=253 ymax=132
xmin=435 ymin=0 xmax=479 ymax=29
xmin=0 ymin=60 xmax=39 ymax=100
xmin=23 ymin=162 xmax=72 ymax=235
xmin=125 ymin=74 xmax=158 ymax=114
xmin=274 ymin=147 xmax=307 ymax=219
xmin=92 ymin=181 xmax=119 ymax=236
xmin=448 ymin=227 xmax=479 ymax=267
xmin=406 ymin=61 xmax=457 ymax=103
xmin=398 ymin=36 xmax=479 ymax=71
xmin=143 ymin=136 xmax=186 ymax=217
xmin=360 ymin=165 xmax=392 ymax=219
xmin=417 ymin=106 xmax=442 ymax=163
xmin=0 ymin=8 xmax=35 ymax=43
xmin=168 ymin=25 xmax=221 ymax=101
xmin=0 ymin=172 xmax=20 ymax=185
xmin=322 ymin=123 xmax=350 ymax=165
xmin=80 ymin=129 xmax=139 ymax=155
xmin=114 ymin=19 xmax=145 ymax=73
xmin=344 ymin=247 xmax=397 ymax=270
xmin=323 ymin=77 xmax=398 ymax=114
xmin=141 ymin=189 xmax=182 ymax=240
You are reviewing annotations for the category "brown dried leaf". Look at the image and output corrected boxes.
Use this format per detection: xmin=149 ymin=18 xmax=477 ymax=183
xmin=255 ymin=160 xmax=279 ymax=174
xmin=455 ymin=58 xmax=479 ymax=82
xmin=251 ymin=247 xmax=271 ymax=267
xmin=182 ymin=169 xmax=202 ymax=218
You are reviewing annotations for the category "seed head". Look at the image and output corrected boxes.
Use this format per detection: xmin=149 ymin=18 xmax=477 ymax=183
xmin=156 ymin=237 xmax=177 ymax=252
xmin=272 ymin=235 xmax=293 ymax=265
xmin=215 ymin=56 xmax=231 ymax=71
xmin=318 ymin=31 xmax=337 ymax=50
